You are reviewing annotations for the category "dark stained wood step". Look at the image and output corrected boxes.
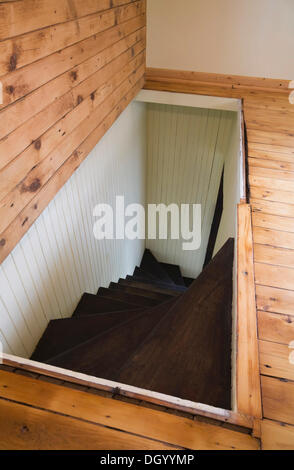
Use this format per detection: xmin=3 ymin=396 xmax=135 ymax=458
xmin=47 ymin=298 xmax=177 ymax=377
xmin=159 ymin=262 xmax=185 ymax=286
xmin=183 ymin=277 xmax=195 ymax=287
xmin=116 ymin=239 xmax=234 ymax=409
xmin=126 ymin=275 xmax=187 ymax=293
xmin=119 ymin=278 xmax=181 ymax=297
xmin=133 ymin=266 xmax=158 ymax=282
xmin=97 ymin=287 xmax=160 ymax=308
xmin=31 ymin=308 xmax=145 ymax=363
xmin=140 ymin=249 xmax=176 ymax=285
xmin=109 ymin=282 xmax=173 ymax=302
xmin=72 ymin=293 xmax=137 ymax=318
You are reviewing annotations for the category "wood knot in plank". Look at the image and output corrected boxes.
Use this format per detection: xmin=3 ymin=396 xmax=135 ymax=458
xmin=20 ymin=178 xmax=41 ymax=194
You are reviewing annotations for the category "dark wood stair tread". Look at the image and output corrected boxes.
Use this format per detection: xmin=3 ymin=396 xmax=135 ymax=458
xmin=159 ymin=262 xmax=185 ymax=286
xmin=183 ymin=277 xmax=195 ymax=287
xmin=133 ymin=266 xmax=158 ymax=282
xmin=109 ymin=282 xmax=173 ymax=302
xmin=119 ymin=278 xmax=181 ymax=297
xmin=31 ymin=308 xmax=145 ymax=363
xmin=47 ymin=298 xmax=176 ymax=377
xmin=72 ymin=293 xmax=137 ymax=317
xmin=140 ymin=249 xmax=176 ymax=285
xmin=126 ymin=275 xmax=187 ymax=293
xmin=97 ymin=287 xmax=159 ymax=307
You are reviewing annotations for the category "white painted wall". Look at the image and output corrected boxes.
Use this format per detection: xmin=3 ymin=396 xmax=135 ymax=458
xmin=146 ymin=103 xmax=237 ymax=278
xmin=147 ymin=0 xmax=294 ymax=80
xmin=0 ymin=102 xmax=147 ymax=358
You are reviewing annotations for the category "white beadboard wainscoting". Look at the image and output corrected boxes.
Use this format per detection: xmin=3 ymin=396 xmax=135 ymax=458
xmin=0 ymin=102 xmax=147 ymax=357
xmin=145 ymin=103 xmax=238 ymax=278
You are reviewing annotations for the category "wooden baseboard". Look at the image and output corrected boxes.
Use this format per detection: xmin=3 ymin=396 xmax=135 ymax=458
xmin=146 ymin=68 xmax=291 ymax=94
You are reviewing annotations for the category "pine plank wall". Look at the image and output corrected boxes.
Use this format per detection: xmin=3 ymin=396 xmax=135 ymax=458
xmin=0 ymin=0 xmax=146 ymax=265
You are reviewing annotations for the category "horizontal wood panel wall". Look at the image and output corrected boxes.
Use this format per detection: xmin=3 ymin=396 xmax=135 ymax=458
xmin=0 ymin=0 xmax=146 ymax=264
xmin=0 ymin=101 xmax=147 ymax=358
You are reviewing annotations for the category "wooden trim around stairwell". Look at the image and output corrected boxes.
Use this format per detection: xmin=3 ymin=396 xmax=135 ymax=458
xmin=0 ymin=370 xmax=260 ymax=450
xmin=236 ymin=204 xmax=262 ymax=419
xmin=2 ymin=353 xmax=254 ymax=430
xmin=240 ymin=110 xmax=248 ymax=204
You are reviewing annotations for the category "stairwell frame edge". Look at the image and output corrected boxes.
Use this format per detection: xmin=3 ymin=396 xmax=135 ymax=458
xmin=2 ymin=352 xmax=254 ymax=429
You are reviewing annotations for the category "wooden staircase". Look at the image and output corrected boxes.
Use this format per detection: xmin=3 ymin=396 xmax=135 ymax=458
xmin=31 ymin=240 xmax=234 ymax=409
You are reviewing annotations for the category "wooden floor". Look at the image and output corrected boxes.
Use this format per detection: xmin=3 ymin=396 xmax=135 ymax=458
xmin=145 ymin=69 xmax=294 ymax=450
xmin=0 ymin=366 xmax=259 ymax=450
xmin=245 ymin=95 xmax=294 ymax=450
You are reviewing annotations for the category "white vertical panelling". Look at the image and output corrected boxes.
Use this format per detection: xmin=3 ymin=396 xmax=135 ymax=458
xmin=212 ymin=111 xmax=241 ymax=411
xmin=146 ymin=103 xmax=237 ymax=278
xmin=0 ymin=102 xmax=147 ymax=357
xmin=214 ymin=113 xmax=240 ymax=255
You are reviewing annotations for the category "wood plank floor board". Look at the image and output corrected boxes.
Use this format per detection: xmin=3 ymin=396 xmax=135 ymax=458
xmin=0 ymin=371 xmax=259 ymax=451
xmin=250 ymin=166 xmax=294 ymax=182
xmin=259 ymin=340 xmax=294 ymax=381
xmin=262 ymin=376 xmax=294 ymax=426
xmin=250 ymin=174 xmax=294 ymax=193
xmin=252 ymin=213 xmax=294 ymax=233
xmin=258 ymin=310 xmax=294 ymax=344
xmin=248 ymin=143 xmax=294 ymax=160
xmin=256 ymin=285 xmax=294 ymax=316
xmin=255 ymin=262 xmax=294 ymax=292
xmin=251 ymin=198 xmax=294 ymax=218
xmin=250 ymin=186 xmax=294 ymax=205
xmin=244 ymin=107 xmax=294 ymax=134
xmin=249 ymin=157 xmax=294 ymax=173
xmin=261 ymin=419 xmax=294 ymax=450
xmin=247 ymin=129 xmax=294 ymax=149
xmin=0 ymin=398 xmax=178 ymax=450
xmin=254 ymin=244 xmax=294 ymax=269
xmin=253 ymin=227 xmax=294 ymax=250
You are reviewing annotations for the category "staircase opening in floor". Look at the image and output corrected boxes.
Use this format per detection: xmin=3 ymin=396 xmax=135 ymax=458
xmin=1 ymin=91 xmax=243 ymax=413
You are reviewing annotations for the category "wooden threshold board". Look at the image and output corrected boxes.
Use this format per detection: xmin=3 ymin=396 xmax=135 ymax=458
xmin=2 ymin=353 xmax=254 ymax=430
xmin=0 ymin=369 xmax=259 ymax=450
